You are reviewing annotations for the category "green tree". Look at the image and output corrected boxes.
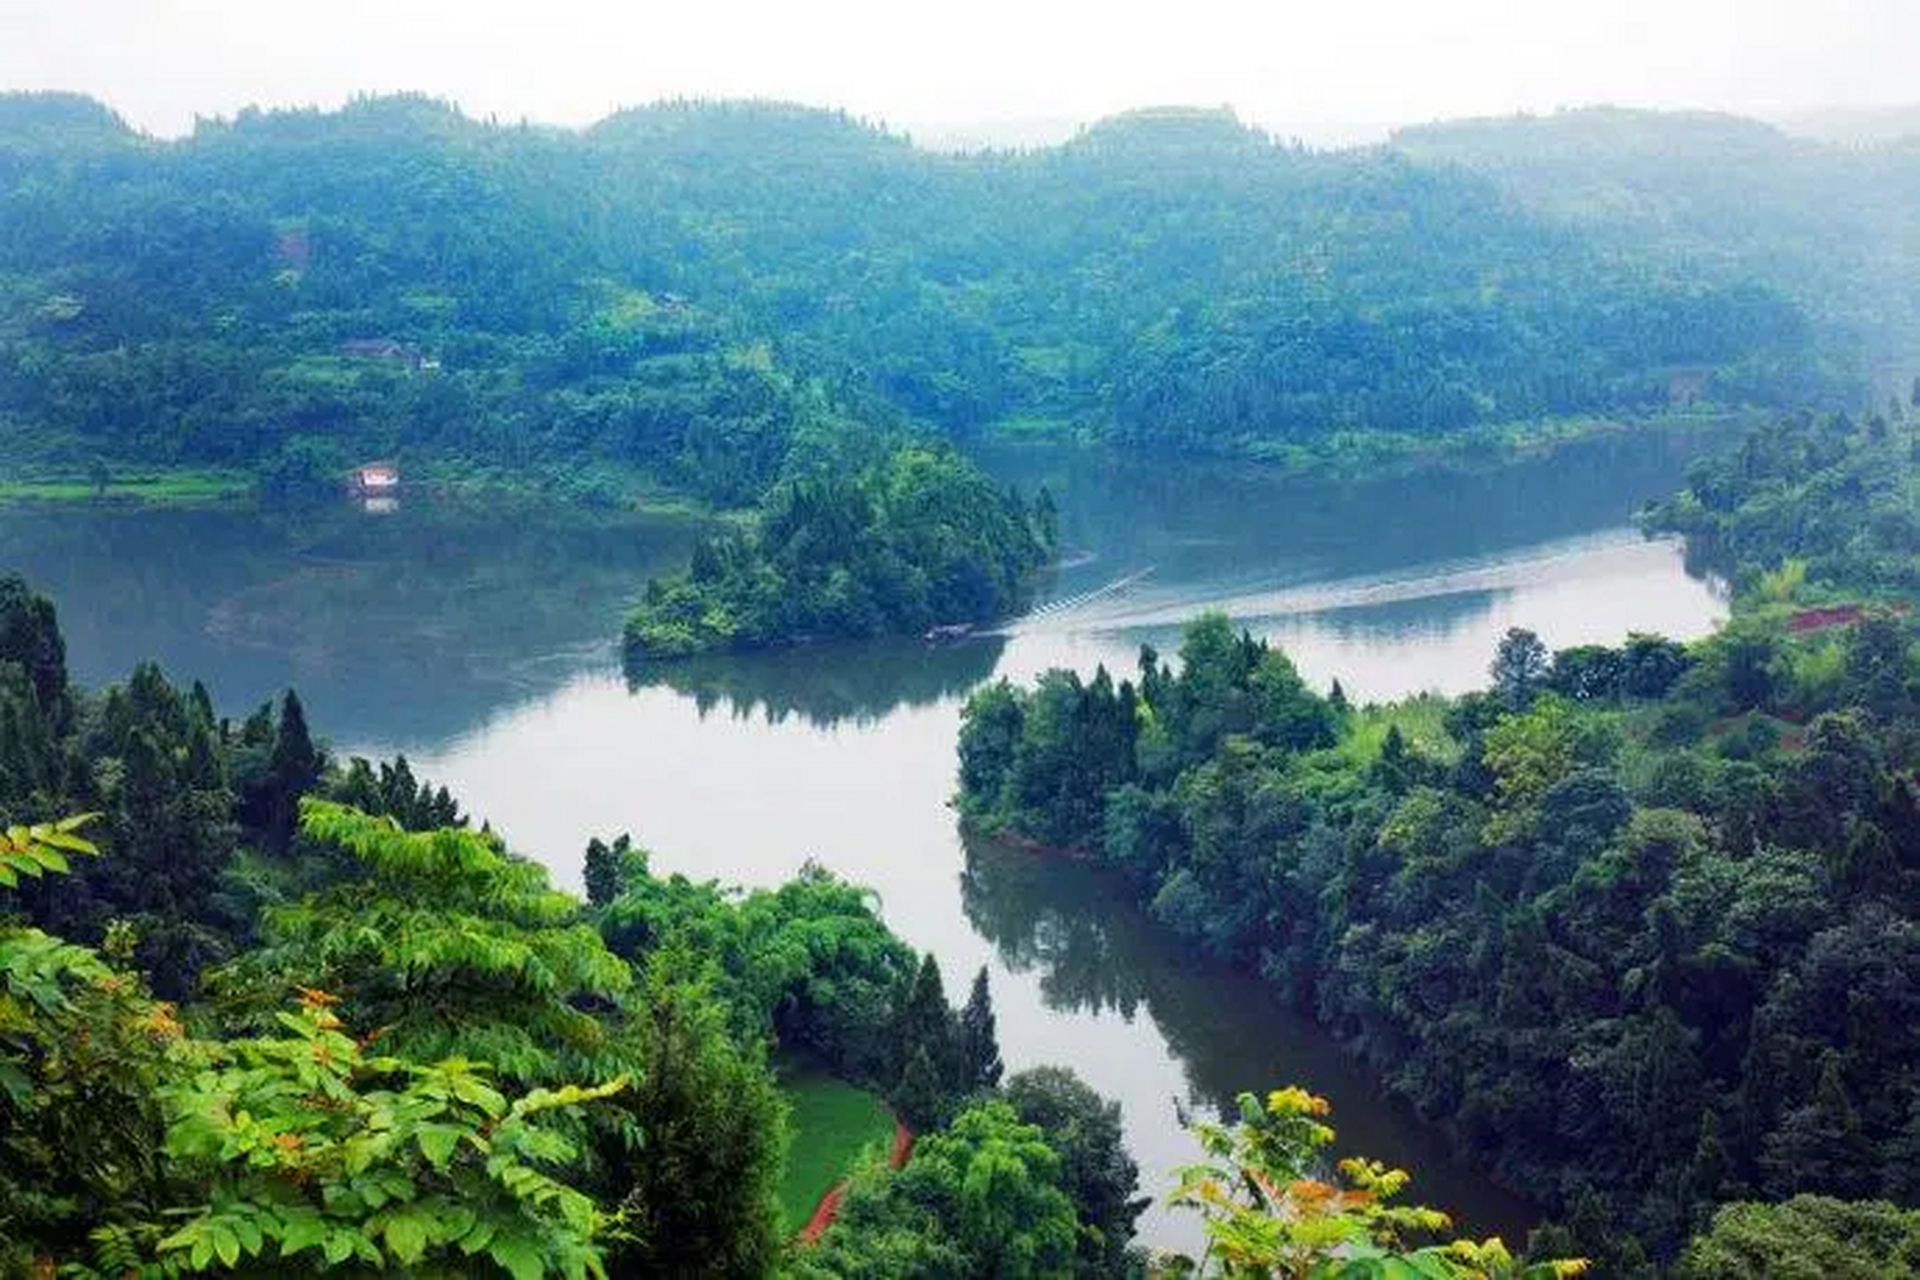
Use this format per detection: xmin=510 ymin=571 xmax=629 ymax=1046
xmin=0 ymin=573 xmax=69 ymax=725
xmin=1491 ymin=627 xmax=1551 ymax=710
xmin=799 ymin=1100 xmax=1081 ymax=1280
xmin=244 ymin=689 xmax=326 ymax=849
xmin=957 ymin=964 xmax=1004 ymax=1093
xmin=0 ymin=816 xmax=177 ymax=1273
xmin=1678 ymin=1196 xmax=1920 ymax=1280
xmin=1760 ymin=1051 xmax=1877 ymax=1198
xmin=583 ymin=833 xmax=633 ymax=910
xmin=223 ymin=800 xmax=637 ymax=1087
xmin=1002 ymin=1066 xmax=1147 ymax=1278
xmin=890 ymin=952 xmax=957 ymax=1118
xmin=609 ymin=944 xmax=786 ymax=1279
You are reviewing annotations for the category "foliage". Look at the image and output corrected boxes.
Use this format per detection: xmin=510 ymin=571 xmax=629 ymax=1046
xmin=1641 ymin=411 xmax=1919 ymax=601
xmin=1676 ymin=1195 xmax=1920 ymax=1279
xmin=958 ymin=965 xmax=1004 ymax=1093
xmin=597 ymin=856 xmax=916 ymax=1088
xmin=144 ymin=990 xmax=624 ymax=1278
xmin=326 ymin=753 xmax=464 ymax=832
xmin=794 ymin=1099 xmax=1082 ymax=1279
xmin=623 ymin=444 xmax=1052 ymax=657
xmin=224 ymin=800 xmax=637 ymax=1087
xmin=1163 ymin=1087 xmax=1584 ymax=1279
xmin=1002 ymin=1066 xmax=1149 ymax=1279
xmin=0 ymin=811 xmax=98 ymax=886
xmin=0 ymin=814 xmax=180 ymax=1273
xmin=608 ymin=944 xmax=787 ymax=1278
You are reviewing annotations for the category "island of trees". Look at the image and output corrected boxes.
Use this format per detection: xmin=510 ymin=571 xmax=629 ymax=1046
xmin=623 ymin=443 xmax=1055 ymax=659
xmin=957 ymin=409 xmax=1919 ymax=1275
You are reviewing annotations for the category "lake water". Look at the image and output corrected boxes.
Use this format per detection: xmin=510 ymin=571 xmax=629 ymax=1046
xmin=0 ymin=429 xmax=1729 ymax=1252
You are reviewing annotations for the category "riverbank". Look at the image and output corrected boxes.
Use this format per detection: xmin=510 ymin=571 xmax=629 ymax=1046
xmin=0 ymin=459 xmax=746 ymax=526
xmin=0 ymin=466 xmax=254 ymax=507
xmin=981 ymin=407 xmax=1753 ymax=482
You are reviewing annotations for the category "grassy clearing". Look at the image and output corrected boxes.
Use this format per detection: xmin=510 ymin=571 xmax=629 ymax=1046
xmin=775 ymin=1065 xmax=895 ymax=1231
xmin=0 ymin=468 xmax=253 ymax=506
xmin=1330 ymin=693 xmax=1460 ymax=768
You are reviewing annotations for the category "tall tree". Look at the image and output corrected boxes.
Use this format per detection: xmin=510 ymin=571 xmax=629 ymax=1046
xmin=957 ymin=964 xmax=1004 ymax=1092
xmin=1491 ymin=626 xmax=1551 ymax=710
xmin=609 ymin=945 xmax=786 ymax=1279
xmin=1002 ymin=1066 xmax=1147 ymax=1278
xmin=0 ymin=574 xmax=68 ymax=727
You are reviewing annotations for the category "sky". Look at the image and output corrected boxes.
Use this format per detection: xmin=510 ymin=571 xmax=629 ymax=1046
xmin=1 ymin=0 xmax=1915 ymax=145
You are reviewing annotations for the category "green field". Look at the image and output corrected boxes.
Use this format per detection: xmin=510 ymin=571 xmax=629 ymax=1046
xmin=0 ymin=467 xmax=252 ymax=506
xmin=775 ymin=1066 xmax=895 ymax=1231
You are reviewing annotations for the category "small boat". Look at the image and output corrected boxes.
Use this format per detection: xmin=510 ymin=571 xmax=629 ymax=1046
xmin=924 ymin=623 xmax=974 ymax=645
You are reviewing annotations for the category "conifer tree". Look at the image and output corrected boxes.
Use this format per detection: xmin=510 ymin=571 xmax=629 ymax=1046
xmin=958 ymin=964 xmax=1003 ymax=1092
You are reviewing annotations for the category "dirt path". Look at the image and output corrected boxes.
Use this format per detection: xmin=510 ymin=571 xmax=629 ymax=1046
xmin=796 ymin=1114 xmax=915 ymax=1245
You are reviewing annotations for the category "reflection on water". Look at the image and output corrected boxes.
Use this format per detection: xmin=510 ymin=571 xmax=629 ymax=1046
xmin=0 ymin=501 xmax=702 ymax=739
xmin=625 ymin=636 xmax=1006 ymax=729
xmin=0 ymin=428 xmax=1737 ymax=1252
xmin=959 ymin=837 xmax=1539 ymax=1244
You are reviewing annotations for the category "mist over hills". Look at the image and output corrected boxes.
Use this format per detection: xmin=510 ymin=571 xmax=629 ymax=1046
xmin=0 ymin=90 xmax=1907 ymax=488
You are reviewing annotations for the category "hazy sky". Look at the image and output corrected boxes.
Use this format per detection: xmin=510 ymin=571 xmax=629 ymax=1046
xmin=2 ymin=0 xmax=1914 ymax=143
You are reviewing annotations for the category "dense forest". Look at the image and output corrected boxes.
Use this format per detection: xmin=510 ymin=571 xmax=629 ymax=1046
xmin=623 ymin=444 xmax=1054 ymax=658
xmin=0 ymin=91 xmax=1885 ymax=496
xmin=957 ymin=409 xmax=1920 ymax=1273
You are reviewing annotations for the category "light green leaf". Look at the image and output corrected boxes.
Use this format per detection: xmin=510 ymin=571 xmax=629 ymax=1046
xmin=385 ymin=1210 xmax=431 ymax=1265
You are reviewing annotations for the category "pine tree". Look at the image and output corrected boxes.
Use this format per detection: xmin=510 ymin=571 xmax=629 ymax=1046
xmin=611 ymin=944 xmax=785 ymax=1276
xmin=0 ymin=574 xmax=68 ymax=725
xmin=958 ymin=965 xmax=1003 ymax=1092
xmin=895 ymin=1045 xmax=949 ymax=1132
xmin=252 ymin=689 xmax=325 ymax=848
xmin=1686 ymin=1109 xmax=1730 ymax=1214
xmin=891 ymin=953 xmax=957 ymax=1115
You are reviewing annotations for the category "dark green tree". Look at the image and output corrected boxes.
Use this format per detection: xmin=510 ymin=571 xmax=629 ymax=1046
xmin=1491 ymin=626 xmax=1551 ymax=709
xmin=0 ymin=574 xmax=68 ymax=725
xmin=584 ymin=833 xmax=633 ymax=910
xmin=1679 ymin=1196 xmax=1920 ymax=1279
xmin=609 ymin=945 xmax=786 ymax=1279
xmin=957 ymin=965 xmax=1003 ymax=1093
xmin=1002 ymin=1066 xmax=1147 ymax=1277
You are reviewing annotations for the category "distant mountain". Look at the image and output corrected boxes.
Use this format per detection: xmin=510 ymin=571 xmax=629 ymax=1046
xmin=0 ymin=94 xmax=1881 ymax=482
xmin=1772 ymin=103 xmax=1920 ymax=147
xmin=1391 ymin=107 xmax=1920 ymax=364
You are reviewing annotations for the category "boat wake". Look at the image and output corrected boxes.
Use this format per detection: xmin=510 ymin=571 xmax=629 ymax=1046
xmin=1012 ymin=529 xmax=1671 ymax=635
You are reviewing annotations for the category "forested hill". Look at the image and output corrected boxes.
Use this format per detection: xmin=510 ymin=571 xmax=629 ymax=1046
xmin=955 ymin=408 xmax=1920 ymax=1272
xmin=1393 ymin=108 xmax=1920 ymax=369
xmin=0 ymin=92 xmax=1862 ymax=484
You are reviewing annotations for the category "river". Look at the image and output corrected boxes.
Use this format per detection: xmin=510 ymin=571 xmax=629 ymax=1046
xmin=0 ymin=428 xmax=1729 ymax=1252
